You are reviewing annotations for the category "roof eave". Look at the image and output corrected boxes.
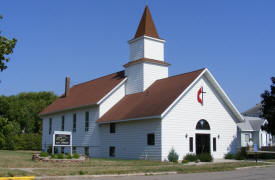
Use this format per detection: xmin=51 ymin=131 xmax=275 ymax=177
xmin=97 ymin=115 xmax=161 ymax=124
xmin=39 ymin=103 xmax=98 ymax=117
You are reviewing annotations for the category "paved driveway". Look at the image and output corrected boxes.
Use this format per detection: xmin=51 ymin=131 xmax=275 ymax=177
xmin=92 ymin=166 xmax=275 ymax=180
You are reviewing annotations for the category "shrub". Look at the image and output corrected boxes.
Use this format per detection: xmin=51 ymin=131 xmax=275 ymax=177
xmin=168 ymin=148 xmax=179 ymax=163
xmin=235 ymin=151 xmax=245 ymax=160
xmin=67 ymin=154 xmax=72 ymax=159
xmin=197 ymin=153 xmax=213 ymax=162
xmin=8 ymin=172 xmax=14 ymax=177
xmin=50 ymin=154 xmax=58 ymax=159
xmin=184 ymin=153 xmax=198 ymax=162
xmin=57 ymin=153 xmax=65 ymax=159
xmin=224 ymin=153 xmax=235 ymax=159
xmin=47 ymin=145 xmax=58 ymax=154
xmin=40 ymin=152 xmax=48 ymax=157
xmin=182 ymin=160 xmax=189 ymax=164
xmin=235 ymin=148 xmax=247 ymax=160
xmin=15 ymin=133 xmax=41 ymax=150
xmin=78 ymin=170 xmax=85 ymax=175
xmin=73 ymin=153 xmax=80 ymax=159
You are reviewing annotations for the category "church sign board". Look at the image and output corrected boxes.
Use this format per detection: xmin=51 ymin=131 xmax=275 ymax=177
xmin=52 ymin=131 xmax=72 ymax=155
xmin=55 ymin=134 xmax=71 ymax=146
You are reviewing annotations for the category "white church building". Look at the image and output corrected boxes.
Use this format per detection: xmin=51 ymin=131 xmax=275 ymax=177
xmin=40 ymin=6 xmax=245 ymax=160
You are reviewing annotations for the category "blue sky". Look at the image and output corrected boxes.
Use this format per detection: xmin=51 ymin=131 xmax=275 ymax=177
xmin=0 ymin=0 xmax=274 ymax=112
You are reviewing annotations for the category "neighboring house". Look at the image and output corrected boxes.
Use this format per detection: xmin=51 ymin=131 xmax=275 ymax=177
xmin=242 ymin=103 xmax=263 ymax=117
xmin=237 ymin=116 xmax=272 ymax=148
xmin=239 ymin=104 xmax=273 ymax=148
xmin=40 ymin=6 xmax=244 ymax=160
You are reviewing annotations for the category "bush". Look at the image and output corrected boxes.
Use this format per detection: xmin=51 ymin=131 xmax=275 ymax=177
xmin=182 ymin=160 xmax=189 ymax=164
xmin=224 ymin=153 xmax=235 ymax=159
xmin=73 ymin=153 xmax=80 ymax=159
xmin=235 ymin=148 xmax=247 ymax=160
xmin=15 ymin=133 xmax=41 ymax=150
xmin=50 ymin=154 xmax=58 ymax=159
xmin=235 ymin=151 xmax=245 ymax=160
xmin=197 ymin=153 xmax=213 ymax=162
xmin=78 ymin=170 xmax=85 ymax=175
xmin=67 ymin=154 xmax=72 ymax=159
xmin=57 ymin=153 xmax=65 ymax=159
xmin=184 ymin=153 xmax=198 ymax=162
xmin=168 ymin=148 xmax=179 ymax=163
xmin=47 ymin=145 xmax=58 ymax=154
xmin=40 ymin=152 xmax=48 ymax=157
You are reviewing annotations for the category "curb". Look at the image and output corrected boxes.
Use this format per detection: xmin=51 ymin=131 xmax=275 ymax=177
xmin=35 ymin=171 xmax=177 ymax=179
xmin=236 ymin=164 xmax=275 ymax=170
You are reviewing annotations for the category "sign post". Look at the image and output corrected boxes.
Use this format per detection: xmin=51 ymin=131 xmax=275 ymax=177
xmin=53 ymin=131 xmax=72 ymax=155
xmin=254 ymin=143 xmax=258 ymax=163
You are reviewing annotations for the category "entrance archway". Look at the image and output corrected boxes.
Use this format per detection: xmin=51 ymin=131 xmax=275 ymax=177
xmin=195 ymin=119 xmax=210 ymax=154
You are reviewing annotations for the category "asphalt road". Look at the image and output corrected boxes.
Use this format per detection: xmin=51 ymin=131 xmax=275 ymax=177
xmin=91 ymin=166 xmax=275 ymax=180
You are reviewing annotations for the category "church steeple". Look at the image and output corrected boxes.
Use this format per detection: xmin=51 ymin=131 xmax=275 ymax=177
xmin=125 ymin=6 xmax=169 ymax=95
xmin=128 ymin=6 xmax=165 ymax=62
xmin=134 ymin=5 xmax=160 ymax=39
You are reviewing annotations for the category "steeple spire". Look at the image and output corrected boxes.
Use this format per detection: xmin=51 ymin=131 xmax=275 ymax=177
xmin=134 ymin=5 xmax=160 ymax=39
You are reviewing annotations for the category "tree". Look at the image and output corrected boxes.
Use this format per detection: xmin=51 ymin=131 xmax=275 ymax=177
xmin=0 ymin=92 xmax=58 ymax=133
xmin=0 ymin=91 xmax=57 ymax=150
xmin=261 ymin=77 xmax=275 ymax=135
xmin=0 ymin=116 xmax=20 ymax=150
xmin=0 ymin=14 xmax=17 ymax=72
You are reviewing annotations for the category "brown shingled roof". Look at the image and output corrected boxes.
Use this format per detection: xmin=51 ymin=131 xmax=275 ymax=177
xmin=40 ymin=71 xmax=125 ymax=116
xmin=134 ymin=6 xmax=160 ymax=39
xmin=97 ymin=68 xmax=205 ymax=123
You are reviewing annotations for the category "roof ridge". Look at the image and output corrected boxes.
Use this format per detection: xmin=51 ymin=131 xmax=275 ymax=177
xmin=159 ymin=68 xmax=206 ymax=81
xmin=72 ymin=70 xmax=124 ymax=88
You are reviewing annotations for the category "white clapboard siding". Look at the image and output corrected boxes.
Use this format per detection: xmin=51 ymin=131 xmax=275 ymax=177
xmin=129 ymin=36 xmax=165 ymax=62
xmin=99 ymin=82 xmax=126 ymax=118
xmin=99 ymin=119 xmax=161 ymax=160
xmin=42 ymin=106 xmax=102 ymax=156
xmin=125 ymin=62 xmax=168 ymax=95
xmin=129 ymin=38 xmax=144 ymax=61
xmin=143 ymin=37 xmax=164 ymax=61
xmin=161 ymin=75 xmax=239 ymax=160
xmin=143 ymin=63 xmax=168 ymax=90
xmin=125 ymin=63 xmax=144 ymax=95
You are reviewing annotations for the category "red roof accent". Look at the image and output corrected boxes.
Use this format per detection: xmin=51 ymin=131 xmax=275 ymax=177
xmin=40 ymin=71 xmax=125 ymax=116
xmin=123 ymin=58 xmax=170 ymax=68
xmin=97 ymin=68 xmax=205 ymax=123
xmin=134 ymin=6 xmax=160 ymax=39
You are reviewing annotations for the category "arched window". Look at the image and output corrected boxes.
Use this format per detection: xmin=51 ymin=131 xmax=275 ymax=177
xmin=196 ymin=119 xmax=210 ymax=130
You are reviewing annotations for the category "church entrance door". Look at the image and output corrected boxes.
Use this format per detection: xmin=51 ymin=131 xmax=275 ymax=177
xmin=196 ymin=133 xmax=210 ymax=154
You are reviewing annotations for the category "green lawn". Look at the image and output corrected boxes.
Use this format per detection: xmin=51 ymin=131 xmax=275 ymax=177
xmin=0 ymin=150 xmax=269 ymax=177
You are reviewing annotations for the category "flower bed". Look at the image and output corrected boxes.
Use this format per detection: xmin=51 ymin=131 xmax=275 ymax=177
xmin=32 ymin=153 xmax=88 ymax=162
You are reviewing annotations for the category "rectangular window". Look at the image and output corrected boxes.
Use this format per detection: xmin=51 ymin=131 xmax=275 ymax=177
xmin=245 ymin=134 xmax=250 ymax=143
xmin=109 ymin=146 xmax=115 ymax=157
xmin=147 ymin=133 xmax=155 ymax=145
xmin=85 ymin=147 xmax=89 ymax=156
xmin=73 ymin=113 xmax=76 ymax=132
xmin=72 ymin=146 xmax=76 ymax=154
xmin=110 ymin=123 xmax=116 ymax=133
xmin=61 ymin=147 xmax=65 ymax=153
xmin=49 ymin=118 xmax=52 ymax=134
xmin=85 ymin=112 xmax=89 ymax=132
xmin=189 ymin=137 xmax=193 ymax=152
xmin=61 ymin=116 xmax=65 ymax=131
xmin=213 ymin=137 xmax=216 ymax=152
